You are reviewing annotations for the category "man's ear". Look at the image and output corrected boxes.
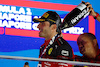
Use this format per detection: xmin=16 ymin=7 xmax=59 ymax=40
xmin=51 ymin=24 xmax=57 ymax=30
xmin=93 ymin=39 xmax=97 ymax=47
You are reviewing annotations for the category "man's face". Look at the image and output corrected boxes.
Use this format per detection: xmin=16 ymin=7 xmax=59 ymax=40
xmin=77 ymin=35 xmax=95 ymax=57
xmin=37 ymin=21 xmax=53 ymax=38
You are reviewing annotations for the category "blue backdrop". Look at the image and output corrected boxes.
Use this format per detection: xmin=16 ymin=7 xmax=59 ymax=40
xmin=0 ymin=0 xmax=100 ymax=67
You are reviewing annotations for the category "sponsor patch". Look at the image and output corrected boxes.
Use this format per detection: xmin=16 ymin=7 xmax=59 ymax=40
xmin=61 ymin=50 xmax=69 ymax=56
xmin=48 ymin=48 xmax=53 ymax=55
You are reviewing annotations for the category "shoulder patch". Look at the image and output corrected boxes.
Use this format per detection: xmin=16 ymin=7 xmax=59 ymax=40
xmin=61 ymin=50 xmax=69 ymax=56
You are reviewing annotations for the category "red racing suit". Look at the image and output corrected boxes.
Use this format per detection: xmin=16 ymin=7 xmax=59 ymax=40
xmin=38 ymin=37 xmax=74 ymax=67
xmin=74 ymin=49 xmax=100 ymax=67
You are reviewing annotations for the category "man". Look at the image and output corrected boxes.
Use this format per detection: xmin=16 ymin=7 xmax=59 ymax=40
xmin=24 ymin=62 xmax=30 ymax=67
xmin=75 ymin=33 xmax=100 ymax=67
xmin=83 ymin=1 xmax=100 ymax=22
xmin=33 ymin=11 xmax=74 ymax=67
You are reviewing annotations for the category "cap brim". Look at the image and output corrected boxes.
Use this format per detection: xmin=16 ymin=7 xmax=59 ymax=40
xmin=33 ymin=18 xmax=45 ymax=22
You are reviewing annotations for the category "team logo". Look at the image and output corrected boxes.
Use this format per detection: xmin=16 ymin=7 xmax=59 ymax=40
xmin=61 ymin=50 xmax=69 ymax=56
xmin=42 ymin=13 xmax=49 ymax=18
xmin=48 ymin=48 xmax=53 ymax=55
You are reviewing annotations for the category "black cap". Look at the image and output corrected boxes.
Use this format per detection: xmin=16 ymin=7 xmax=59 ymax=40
xmin=33 ymin=11 xmax=61 ymax=34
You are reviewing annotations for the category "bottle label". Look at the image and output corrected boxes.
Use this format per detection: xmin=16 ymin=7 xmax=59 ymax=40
xmin=76 ymin=3 xmax=89 ymax=18
xmin=76 ymin=3 xmax=87 ymax=11
xmin=61 ymin=2 xmax=90 ymax=29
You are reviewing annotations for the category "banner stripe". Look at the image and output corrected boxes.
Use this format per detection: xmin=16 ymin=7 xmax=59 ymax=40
xmin=5 ymin=28 xmax=39 ymax=38
xmin=0 ymin=0 xmax=76 ymax=11
xmin=5 ymin=28 xmax=79 ymax=41
xmin=88 ymin=16 xmax=95 ymax=35
xmin=63 ymin=33 xmax=79 ymax=41
xmin=0 ymin=27 xmax=4 ymax=34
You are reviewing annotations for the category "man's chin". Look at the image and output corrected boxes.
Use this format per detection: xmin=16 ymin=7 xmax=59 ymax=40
xmin=39 ymin=35 xmax=43 ymax=37
xmin=39 ymin=32 xmax=42 ymax=37
xmin=39 ymin=34 xmax=44 ymax=37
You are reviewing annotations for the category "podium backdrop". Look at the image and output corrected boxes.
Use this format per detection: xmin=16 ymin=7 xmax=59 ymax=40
xmin=0 ymin=0 xmax=100 ymax=67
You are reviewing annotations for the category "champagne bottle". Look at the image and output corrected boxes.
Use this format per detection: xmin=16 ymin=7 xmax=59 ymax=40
xmin=61 ymin=2 xmax=90 ymax=30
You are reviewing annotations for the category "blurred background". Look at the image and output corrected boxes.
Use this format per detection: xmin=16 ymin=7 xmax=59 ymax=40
xmin=0 ymin=0 xmax=100 ymax=67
